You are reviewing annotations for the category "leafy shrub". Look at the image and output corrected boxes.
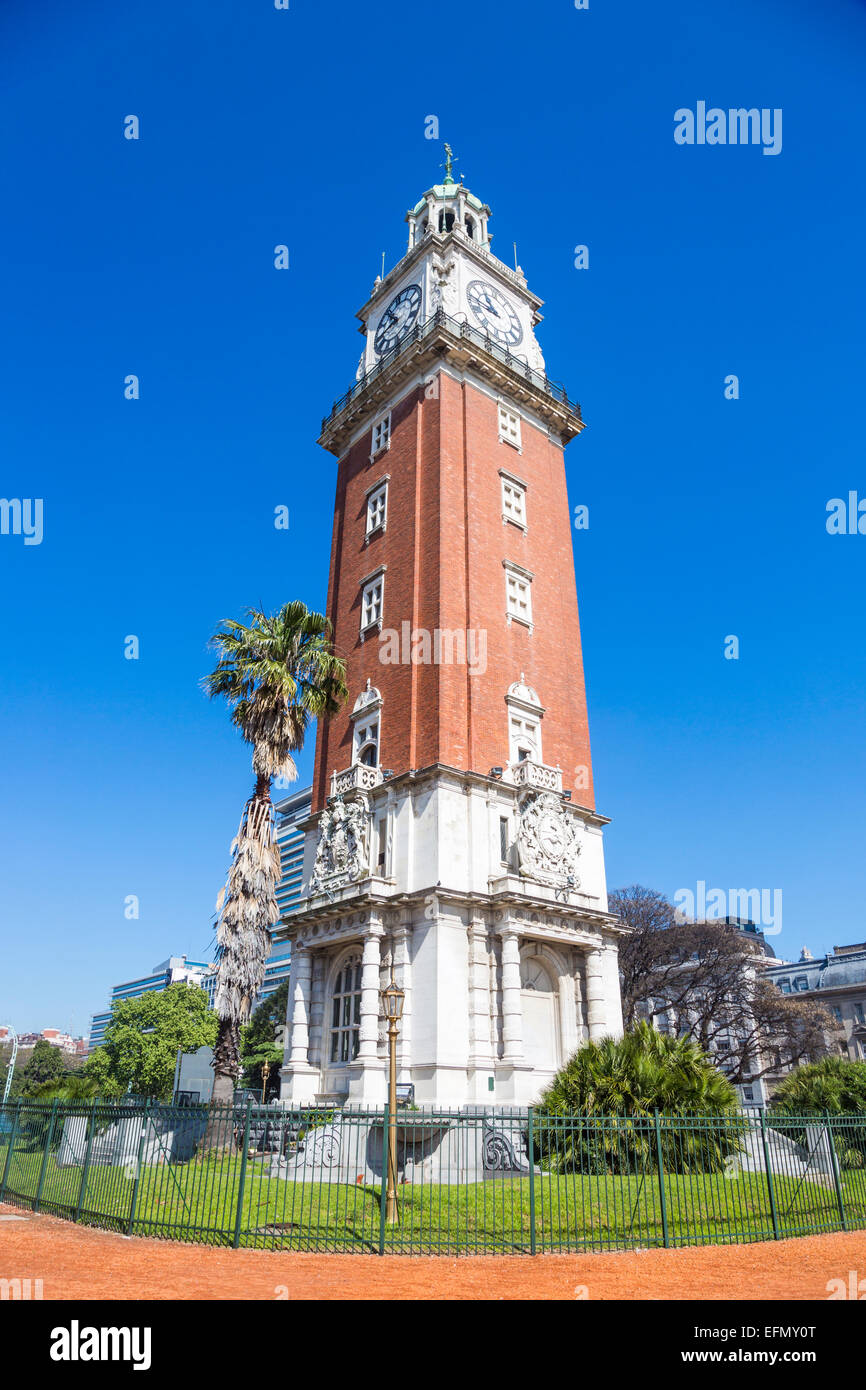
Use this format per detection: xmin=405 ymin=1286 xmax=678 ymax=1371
xmin=532 ymin=1023 xmax=743 ymax=1175
xmin=770 ymin=1056 xmax=866 ymax=1116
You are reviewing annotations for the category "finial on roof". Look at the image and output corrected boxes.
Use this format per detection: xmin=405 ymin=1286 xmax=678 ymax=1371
xmin=443 ymin=142 xmax=456 ymax=185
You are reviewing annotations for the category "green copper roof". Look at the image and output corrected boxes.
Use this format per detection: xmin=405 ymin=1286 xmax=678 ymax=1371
xmin=410 ymin=186 xmax=485 ymax=217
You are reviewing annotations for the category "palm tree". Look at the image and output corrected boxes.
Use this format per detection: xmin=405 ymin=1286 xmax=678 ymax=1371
xmin=203 ymin=601 xmax=347 ymax=1116
xmin=533 ymin=1023 xmax=743 ymax=1174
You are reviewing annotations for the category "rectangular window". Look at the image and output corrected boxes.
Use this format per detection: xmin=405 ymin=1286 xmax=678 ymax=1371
xmin=501 ymin=476 xmax=526 ymax=529
xmin=360 ymin=575 xmax=384 ymax=632
xmin=498 ymin=403 xmax=521 ymax=449
xmin=499 ymin=817 xmax=509 ymax=864
xmin=371 ymin=412 xmax=391 ymax=457
xmin=505 ymin=569 xmax=532 ymax=626
xmin=366 ymin=482 xmax=388 ymax=536
xmin=377 ymin=818 xmax=387 ymax=871
xmin=854 ymin=1002 xmax=865 ymax=1024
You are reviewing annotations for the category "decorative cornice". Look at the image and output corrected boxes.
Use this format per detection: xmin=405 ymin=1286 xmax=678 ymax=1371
xmin=319 ymin=310 xmax=583 ymax=457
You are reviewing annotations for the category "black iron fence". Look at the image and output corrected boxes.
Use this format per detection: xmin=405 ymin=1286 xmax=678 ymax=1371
xmin=1 ymin=1100 xmax=863 ymax=1255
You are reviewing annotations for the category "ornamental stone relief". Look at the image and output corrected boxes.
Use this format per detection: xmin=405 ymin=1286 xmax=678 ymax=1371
xmin=310 ymin=793 xmax=371 ymax=895
xmin=516 ymin=789 xmax=582 ymax=889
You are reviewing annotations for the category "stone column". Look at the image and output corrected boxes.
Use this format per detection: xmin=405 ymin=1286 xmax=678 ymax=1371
xmin=348 ymin=924 xmax=387 ymax=1103
xmin=467 ymin=916 xmax=495 ymax=1099
xmin=289 ymin=946 xmax=312 ymax=1065
xmin=357 ymin=929 xmax=383 ymax=1062
xmin=572 ymin=948 xmax=588 ymax=1043
xmin=500 ymin=927 xmax=524 ymax=1062
xmin=584 ymin=945 xmax=607 ymax=1041
xmin=392 ymin=917 xmax=412 ymax=1079
xmin=558 ymin=968 xmax=579 ymax=1059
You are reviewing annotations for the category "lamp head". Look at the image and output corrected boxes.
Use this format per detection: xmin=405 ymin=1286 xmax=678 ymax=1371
xmin=381 ymin=974 xmax=405 ymax=1023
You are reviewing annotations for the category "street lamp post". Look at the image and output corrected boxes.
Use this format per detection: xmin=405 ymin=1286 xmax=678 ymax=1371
xmin=381 ymin=974 xmax=405 ymax=1225
xmin=260 ymin=1060 xmax=271 ymax=1104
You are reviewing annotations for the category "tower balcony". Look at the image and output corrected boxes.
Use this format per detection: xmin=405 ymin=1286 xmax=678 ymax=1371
xmin=505 ymin=759 xmax=563 ymax=794
xmin=330 ymin=763 xmax=384 ymax=797
xmin=319 ymin=309 xmax=583 ymax=457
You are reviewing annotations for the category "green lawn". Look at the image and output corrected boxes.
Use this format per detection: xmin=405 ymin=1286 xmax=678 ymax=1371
xmin=3 ymin=1141 xmax=865 ymax=1253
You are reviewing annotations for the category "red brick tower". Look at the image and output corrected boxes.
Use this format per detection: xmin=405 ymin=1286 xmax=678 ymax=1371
xmin=280 ymin=159 xmax=623 ymax=1108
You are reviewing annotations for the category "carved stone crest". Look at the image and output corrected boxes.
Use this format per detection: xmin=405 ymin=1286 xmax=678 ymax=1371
xmin=310 ymin=793 xmax=370 ymax=894
xmin=516 ymin=789 xmax=581 ymax=889
xmin=429 ymin=252 xmax=457 ymax=316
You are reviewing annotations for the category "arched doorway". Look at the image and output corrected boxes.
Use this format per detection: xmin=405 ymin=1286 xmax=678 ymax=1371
xmin=520 ymin=957 xmax=560 ymax=1074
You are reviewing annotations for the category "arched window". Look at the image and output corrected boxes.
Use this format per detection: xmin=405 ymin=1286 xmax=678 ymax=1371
xmin=354 ymin=716 xmax=379 ymax=767
xmin=465 ymin=216 xmax=476 ymax=240
xmin=438 ymin=209 xmax=455 ymax=233
xmin=330 ymin=954 xmax=362 ymax=1063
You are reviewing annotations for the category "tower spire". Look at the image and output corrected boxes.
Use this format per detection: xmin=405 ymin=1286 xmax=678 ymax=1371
xmin=442 ymin=142 xmax=456 ymax=185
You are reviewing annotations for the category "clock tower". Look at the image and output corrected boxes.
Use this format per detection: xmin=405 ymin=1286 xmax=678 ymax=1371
xmin=278 ymin=154 xmax=625 ymax=1107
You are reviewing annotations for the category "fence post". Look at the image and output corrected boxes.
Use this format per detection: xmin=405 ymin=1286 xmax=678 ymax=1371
xmin=232 ymin=1099 xmax=252 ymax=1249
xmin=0 ymin=1100 xmax=23 ymax=1201
xmin=760 ymin=1109 xmax=781 ymax=1240
xmin=74 ymin=1101 xmax=98 ymax=1223
xmin=33 ymin=1101 xmax=59 ymax=1213
xmin=826 ymin=1111 xmax=847 ymax=1232
xmin=527 ymin=1109 xmax=537 ymax=1255
xmin=378 ymin=1103 xmax=389 ymax=1256
xmin=653 ymin=1111 xmax=670 ymax=1249
xmin=126 ymin=1100 xmax=151 ymax=1236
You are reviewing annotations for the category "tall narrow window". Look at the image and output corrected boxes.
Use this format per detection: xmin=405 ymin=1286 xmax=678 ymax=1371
xmin=354 ymin=716 xmax=379 ymax=766
xmin=509 ymin=714 xmax=541 ymax=765
xmin=498 ymin=404 xmax=522 ymax=449
xmin=504 ymin=562 xmax=533 ymax=627
xmin=366 ymin=481 xmax=388 ymax=536
xmin=371 ymin=412 xmax=391 ymax=458
xmin=330 ymin=955 xmax=362 ymax=1063
xmin=377 ymin=817 xmax=387 ymax=871
xmin=499 ymin=816 xmax=510 ymax=863
xmin=501 ymin=474 xmax=527 ymax=529
xmin=360 ymin=573 xmax=384 ymax=633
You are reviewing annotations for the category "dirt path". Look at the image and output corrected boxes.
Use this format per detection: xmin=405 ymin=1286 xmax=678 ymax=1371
xmin=1 ymin=1204 xmax=864 ymax=1300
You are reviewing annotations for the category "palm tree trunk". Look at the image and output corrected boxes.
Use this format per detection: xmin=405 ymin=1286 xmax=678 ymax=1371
xmin=202 ymin=774 xmax=279 ymax=1153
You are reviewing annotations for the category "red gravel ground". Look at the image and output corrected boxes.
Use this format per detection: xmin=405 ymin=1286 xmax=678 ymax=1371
xmin=2 ymin=1204 xmax=864 ymax=1299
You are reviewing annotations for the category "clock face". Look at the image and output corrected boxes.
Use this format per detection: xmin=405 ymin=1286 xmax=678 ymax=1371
xmin=466 ymin=279 xmax=523 ymax=347
xmin=374 ymin=284 xmax=422 ymax=356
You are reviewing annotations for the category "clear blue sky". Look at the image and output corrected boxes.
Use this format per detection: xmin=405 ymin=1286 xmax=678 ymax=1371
xmin=1 ymin=0 xmax=864 ymax=1034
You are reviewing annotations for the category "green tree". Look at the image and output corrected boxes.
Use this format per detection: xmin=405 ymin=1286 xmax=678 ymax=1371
xmin=534 ymin=1023 xmax=742 ymax=1174
xmin=203 ymin=601 xmax=347 ymax=1113
xmin=770 ymin=1055 xmax=866 ymax=1116
xmin=80 ymin=1046 xmax=125 ymax=1099
xmin=20 ymin=1039 xmax=67 ymax=1096
xmin=241 ymin=979 xmax=288 ymax=1098
xmin=95 ymin=983 xmax=218 ymax=1100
